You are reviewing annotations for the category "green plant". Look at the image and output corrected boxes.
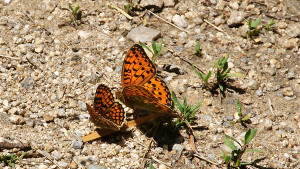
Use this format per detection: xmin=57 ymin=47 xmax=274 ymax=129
xmin=139 ymin=38 xmax=167 ymax=64
xmin=231 ymin=99 xmax=251 ymax=125
xmin=222 ymin=129 xmax=263 ymax=168
xmin=194 ymin=41 xmax=202 ymax=57
xmin=193 ymin=55 xmax=244 ymax=92
xmin=247 ymin=17 xmax=275 ymax=38
xmin=0 ymin=152 xmax=27 ymax=168
xmin=68 ymin=3 xmax=82 ymax=26
xmin=124 ymin=0 xmax=134 ymax=14
xmin=214 ymin=55 xmax=245 ymax=91
xmin=148 ymin=161 xmax=154 ymax=169
xmin=192 ymin=65 xmax=211 ymax=85
xmin=171 ymin=91 xmax=202 ymax=128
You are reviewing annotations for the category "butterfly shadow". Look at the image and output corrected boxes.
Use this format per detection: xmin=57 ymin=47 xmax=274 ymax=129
xmin=94 ymin=128 xmax=134 ymax=146
xmin=136 ymin=116 xmax=185 ymax=149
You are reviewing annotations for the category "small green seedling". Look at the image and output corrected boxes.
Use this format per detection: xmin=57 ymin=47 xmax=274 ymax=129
xmin=247 ymin=17 xmax=275 ymax=38
xmin=0 ymin=152 xmax=27 ymax=168
xmin=192 ymin=65 xmax=211 ymax=85
xmin=171 ymin=91 xmax=202 ymax=128
xmin=139 ymin=38 xmax=167 ymax=64
xmin=231 ymin=99 xmax=251 ymax=125
xmin=68 ymin=3 xmax=82 ymax=26
xmin=222 ymin=129 xmax=263 ymax=168
xmin=213 ymin=55 xmax=244 ymax=91
xmin=124 ymin=0 xmax=134 ymax=14
xmin=148 ymin=161 xmax=154 ymax=169
xmin=193 ymin=55 xmax=244 ymax=92
xmin=194 ymin=41 xmax=202 ymax=57
xmin=262 ymin=19 xmax=275 ymax=31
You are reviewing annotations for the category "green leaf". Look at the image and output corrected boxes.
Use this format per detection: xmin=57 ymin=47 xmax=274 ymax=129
xmin=244 ymin=129 xmax=257 ymax=145
xmin=225 ymin=134 xmax=242 ymax=148
xmin=242 ymin=114 xmax=251 ymax=121
xmin=240 ymin=162 xmax=253 ymax=165
xmin=195 ymin=41 xmax=200 ymax=52
xmin=204 ymin=71 xmax=211 ymax=83
xmin=149 ymin=161 xmax=154 ymax=169
xmin=219 ymin=84 xmax=224 ymax=91
xmin=152 ymin=42 xmax=158 ymax=54
xmin=251 ymin=18 xmax=261 ymax=28
xmin=224 ymin=137 xmax=237 ymax=151
xmin=190 ymin=101 xmax=202 ymax=113
xmin=226 ymin=73 xmax=245 ymax=78
xmin=248 ymin=19 xmax=253 ymax=29
xmin=68 ymin=4 xmax=73 ymax=11
xmin=171 ymin=91 xmax=183 ymax=113
xmin=139 ymin=42 xmax=153 ymax=55
xmin=245 ymin=149 xmax=264 ymax=153
xmin=269 ymin=19 xmax=275 ymax=26
xmin=74 ymin=3 xmax=80 ymax=14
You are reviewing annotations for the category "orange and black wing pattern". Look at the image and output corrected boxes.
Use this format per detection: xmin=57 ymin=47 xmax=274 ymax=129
xmin=87 ymin=84 xmax=125 ymax=131
xmin=120 ymin=44 xmax=173 ymax=114
xmin=121 ymin=44 xmax=156 ymax=87
xmin=122 ymin=85 xmax=172 ymax=114
xmin=143 ymin=76 xmax=172 ymax=107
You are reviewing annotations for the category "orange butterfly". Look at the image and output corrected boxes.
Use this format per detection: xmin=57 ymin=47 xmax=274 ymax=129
xmin=117 ymin=44 xmax=173 ymax=114
xmin=86 ymin=84 xmax=125 ymax=131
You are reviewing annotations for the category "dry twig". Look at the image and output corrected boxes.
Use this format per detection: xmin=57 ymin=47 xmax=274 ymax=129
xmin=147 ymin=10 xmax=190 ymax=34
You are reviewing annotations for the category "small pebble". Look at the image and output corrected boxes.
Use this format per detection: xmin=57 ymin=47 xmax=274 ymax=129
xmin=172 ymin=14 xmax=188 ymax=28
xmin=282 ymin=87 xmax=294 ymax=97
xmin=256 ymin=89 xmax=263 ymax=96
xmin=73 ymin=140 xmax=83 ymax=149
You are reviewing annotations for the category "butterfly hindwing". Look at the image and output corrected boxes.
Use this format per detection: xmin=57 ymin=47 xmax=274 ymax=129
xmin=143 ymin=76 xmax=172 ymax=107
xmin=122 ymin=85 xmax=172 ymax=114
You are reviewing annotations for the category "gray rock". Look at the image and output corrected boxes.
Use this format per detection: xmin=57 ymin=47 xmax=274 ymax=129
xmin=172 ymin=14 xmax=188 ymax=28
xmin=172 ymin=143 xmax=183 ymax=153
xmin=229 ymin=1 xmax=239 ymax=10
xmin=164 ymin=0 xmax=176 ymax=7
xmin=21 ymin=77 xmax=34 ymax=90
xmin=265 ymin=67 xmax=276 ymax=76
xmin=256 ymin=89 xmax=263 ymax=96
xmin=282 ymin=87 xmax=294 ymax=97
xmin=284 ymin=95 xmax=297 ymax=101
xmin=173 ymin=46 xmax=184 ymax=52
xmin=248 ymin=80 xmax=259 ymax=90
xmin=10 ymin=115 xmax=25 ymax=125
xmin=287 ymin=69 xmax=295 ymax=79
xmin=73 ymin=140 xmax=83 ymax=149
xmin=58 ymin=161 xmax=68 ymax=168
xmin=79 ymin=113 xmax=90 ymax=120
xmin=88 ymin=164 xmax=107 ymax=169
xmin=43 ymin=114 xmax=54 ymax=122
xmin=227 ymin=11 xmax=245 ymax=27
xmin=223 ymin=121 xmax=231 ymax=127
xmin=127 ymin=26 xmax=161 ymax=43
xmin=78 ymin=100 xmax=87 ymax=111
xmin=140 ymin=0 xmax=164 ymax=11
xmin=264 ymin=118 xmax=273 ymax=130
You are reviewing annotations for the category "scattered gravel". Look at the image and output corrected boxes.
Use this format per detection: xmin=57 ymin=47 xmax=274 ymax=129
xmin=0 ymin=0 xmax=299 ymax=168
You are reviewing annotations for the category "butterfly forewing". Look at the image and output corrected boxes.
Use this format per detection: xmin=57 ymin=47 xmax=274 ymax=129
xmin=94 ymin=84 xmax=114 ymax=114
xmin=87 ymin=84 xmax=125 ymax=131
xmin=122 ymin=44 xmax=156 ymax=87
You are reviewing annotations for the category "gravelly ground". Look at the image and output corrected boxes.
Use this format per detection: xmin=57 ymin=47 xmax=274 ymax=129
xmin=0 ymin=0 xmax=299 ymax=168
